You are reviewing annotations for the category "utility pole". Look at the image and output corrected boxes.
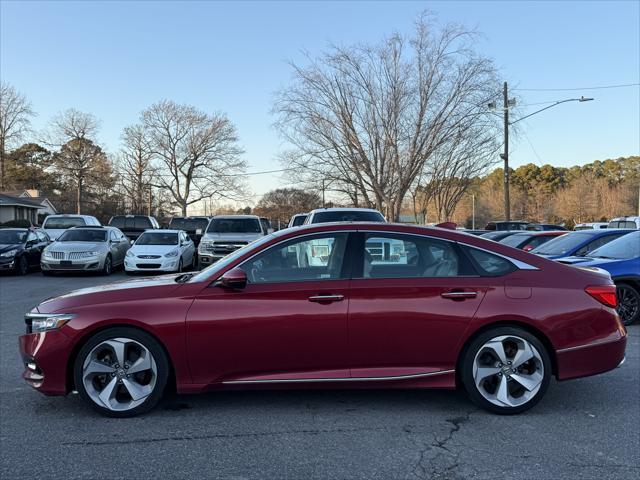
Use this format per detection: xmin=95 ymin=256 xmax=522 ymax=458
xmin=501 ymin=81 xmax=510 ymax=222
xmin=147 ymin=185 xmax=152 ymax=216
xmin=472 ymin=194 xmax=475 ymax=230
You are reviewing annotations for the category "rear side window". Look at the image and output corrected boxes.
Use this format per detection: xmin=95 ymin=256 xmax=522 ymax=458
xmin=464 ymin=247 xmax=516 ymax=276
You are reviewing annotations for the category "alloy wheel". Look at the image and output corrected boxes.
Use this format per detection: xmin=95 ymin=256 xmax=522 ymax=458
xmin=617 ymin=285 xmax=639 ymax=325
xmin=81 ymin=337 xmax=158 ymax=412
xmin=472 ymin=335 xmax=544 ymax=408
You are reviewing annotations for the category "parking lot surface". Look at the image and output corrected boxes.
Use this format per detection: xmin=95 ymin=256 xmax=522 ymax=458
xmin=1 ymin=272 xmax=639 ymax=479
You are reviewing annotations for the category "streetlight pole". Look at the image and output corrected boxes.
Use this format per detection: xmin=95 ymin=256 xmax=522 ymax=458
xmin=490 ymin=83 xmax=594 ymax=221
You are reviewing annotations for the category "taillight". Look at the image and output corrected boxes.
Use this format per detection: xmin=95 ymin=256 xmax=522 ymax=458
xmin=585 ymin=285 xmax=618 ymax=308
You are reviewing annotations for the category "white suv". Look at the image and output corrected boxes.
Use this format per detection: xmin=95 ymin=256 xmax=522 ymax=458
xmin=41 ymin=214 xmax=101 ymax=240
xmin=608 ymin=216 xmax=640 ymax=229
xmin=303 ymin=208 xmax=386 ymax=224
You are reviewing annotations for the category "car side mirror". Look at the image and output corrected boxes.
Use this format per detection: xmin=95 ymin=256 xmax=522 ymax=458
xmin=215 ymin=268 xmax=247 ymax=289
xmin=130 ymin=239 xmax=135 ymax=245
xmin=196 ymin=229 xmax=203 ymax=235
xmin=267 ymin=228 xmax=274 ymax=234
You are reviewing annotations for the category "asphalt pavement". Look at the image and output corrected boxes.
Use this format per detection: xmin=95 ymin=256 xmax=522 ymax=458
xmin=1 ymin=271 xmax=638 ymax=479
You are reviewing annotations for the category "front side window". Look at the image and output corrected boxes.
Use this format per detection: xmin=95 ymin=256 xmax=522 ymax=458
xmin=361 ymin=234 xmax=463 ymax=278
xmin=242 ymin=233 xmax=349 ymax=284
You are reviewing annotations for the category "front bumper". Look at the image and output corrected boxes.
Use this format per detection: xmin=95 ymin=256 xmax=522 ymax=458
xmin=41 ymin=256 xmax=103 ymax=271
xmin=197 ymin=253 xmax=225 ymax=269
xmin=0 ymin=257 xmax=16 ymax=270
xmin=19 ymin=329 xmax=73 ymax=396
xmin=556 ymin=329 xmax=627 ymax=381
xmin=125 ymin=255 xmax=180 ymax=272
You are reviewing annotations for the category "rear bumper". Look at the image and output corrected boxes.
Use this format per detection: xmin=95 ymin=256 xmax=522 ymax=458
xmin=556 ymin=330 xmax=627 ymax=381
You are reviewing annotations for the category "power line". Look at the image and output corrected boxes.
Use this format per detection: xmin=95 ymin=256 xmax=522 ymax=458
xmin=513 ymin=83 xmax=639 ymax=92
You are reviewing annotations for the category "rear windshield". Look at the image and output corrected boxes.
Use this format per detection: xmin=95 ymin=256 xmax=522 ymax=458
xmin=608 ymin=220 xmax=637 ymax=229
xmin=136 ymin=232 xmax=178 ymax=245
xmin=310 ymin=211 xmax=385 ymax=224
xmin=169 ymin=218 xmax=209 ymax=231
xmin=500 ymin=234 xmax=532 ymax=247
xmin=0 ymin=230 xmax=27 ymax=244
xmin=291 ymin=215 xmax=307 ymax=227
xmin=57 ymin=230 xmax=107 ymax=242
xmin=109 ymin=216 xmax=152 ymax=229
xmin=587 ymin=231 xmax=640 ymax=260
xmin=207 ymin=218 xmax=261 ymax=234
xmin=530 ymin=232 xmax=591 ymax=255
xmin=43 ymin=217 xmax=86 ymax=229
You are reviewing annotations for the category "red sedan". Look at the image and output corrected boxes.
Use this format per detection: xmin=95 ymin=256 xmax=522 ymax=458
xmin=19 ymin=223 xmax=626 ymax=417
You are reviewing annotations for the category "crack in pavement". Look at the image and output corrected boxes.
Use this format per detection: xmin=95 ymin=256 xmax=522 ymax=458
xmin=412 ymin=411 xmax=475 ymax=480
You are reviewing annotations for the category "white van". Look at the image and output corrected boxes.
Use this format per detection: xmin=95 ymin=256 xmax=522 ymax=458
xmin=42 ymin=214 xmax=101 ymax=240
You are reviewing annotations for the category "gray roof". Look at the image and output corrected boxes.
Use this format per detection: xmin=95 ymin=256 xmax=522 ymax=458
xmin=0 ymin=193 xmax=43 ymax=209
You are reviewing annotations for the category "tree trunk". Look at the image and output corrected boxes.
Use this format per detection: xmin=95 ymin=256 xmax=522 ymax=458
xmin=77 ymin=177 xmax=83 ymax=214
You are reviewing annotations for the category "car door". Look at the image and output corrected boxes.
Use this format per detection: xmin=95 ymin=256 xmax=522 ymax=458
xmin=185 ymin=232 xmax=352 ymax=385
xmin=347 ymin=232 xmax=490 ymax=378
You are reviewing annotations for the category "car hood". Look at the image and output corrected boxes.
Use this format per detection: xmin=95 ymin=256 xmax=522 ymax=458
xmin=555 ymin=255 xmax=591 ymax=265
xmin=49 ymin=242 xmax=107 ymax=252
xmin=201 ymin=232 xmax=263 ymax=242
xmin=0 ymin=244 xmax=23 ymax=253
xmin=36 ymin=273 xmax=186 ymax=313
xmin=130 ymin=245 xmax=178 ymax=255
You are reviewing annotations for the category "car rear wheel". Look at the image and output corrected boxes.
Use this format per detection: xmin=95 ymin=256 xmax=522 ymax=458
xmin=460 ymin=327 xmax=551 ymax=414
xmin=73 ymin=327 xmax=169 ymax=417
xmin=617 ymin=284 xmax=640 ymax=326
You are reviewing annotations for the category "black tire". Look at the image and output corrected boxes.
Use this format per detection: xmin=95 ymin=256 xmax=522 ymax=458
xmin=15 ymin=256 xmax=28 ymax=275
xmin=73 ymin=327 xmax=169 ymax=418
xmin=101 ymin=254 xmax=112 ymax=276
xmin=617 ymin=283 xmax=640 ymax=326
xmin=460 ymin=326 xmax=551 ymax=415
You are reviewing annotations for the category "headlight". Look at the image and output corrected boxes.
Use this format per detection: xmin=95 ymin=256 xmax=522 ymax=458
xmin=0 ymin=249 xmax=18 ymax=258
xmin=165 ymin=249 xmax=179 ymax=257
xmin=26 ymin=313 xmax=76 ymax=333
xmin=126 ymin=250 xmax=135 ymax=257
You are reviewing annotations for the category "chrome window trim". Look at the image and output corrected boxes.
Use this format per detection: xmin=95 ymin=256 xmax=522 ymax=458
xmin=223 ymin=369 xmax=455 ymax=385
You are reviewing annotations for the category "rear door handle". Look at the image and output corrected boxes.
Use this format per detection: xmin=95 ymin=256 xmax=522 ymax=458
xmin=441 ymin=291 xmax=478 ymax=300
xmin=308 ymin=294 xmax=344 ymax=303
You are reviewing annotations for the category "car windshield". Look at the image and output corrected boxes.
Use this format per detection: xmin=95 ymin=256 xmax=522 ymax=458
xmin=0 ymin=230 xmax=27 ymax=244
xmin=136 ymin=232 xmax=178 ymax=245
xmin=207 ymin=218 xmax=261 ymax=233
xmin=57 ymin=230 xmax=107 ymax=242
xmin=587 ymin=231 xmax=640 ymax=259
xmin=311 ymin=211 xmax=385 ymax=223
xmin=169 ymin=218 xmax=209 ymax=232
xmin=188 ymin=233 xmax=276 ymax=283
xmin=530 ymin=232 xmax=590 ymax=255
xmin=500 ymin=234 xmax=532 ymax=247
xmin=44 ymin=217 xmax=86 ymax=229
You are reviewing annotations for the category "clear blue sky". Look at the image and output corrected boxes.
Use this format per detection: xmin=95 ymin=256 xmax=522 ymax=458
xmin=1 ymin=0 xmax=639 ymax=203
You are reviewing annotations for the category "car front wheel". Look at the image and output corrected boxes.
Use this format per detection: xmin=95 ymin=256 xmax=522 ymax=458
xmin=460 ymin=327 xmax=551 ymax=415
xmin=73 ymin=327 xmax=169 ymax=417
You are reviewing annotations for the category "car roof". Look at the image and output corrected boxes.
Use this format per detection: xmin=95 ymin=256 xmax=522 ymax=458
xmin=212 ymin=215 xmax=260 ymax=219
xmin=45 ymin=214 xmax=95 ymax=219
xmin=309 ymin=208 xmax=382 ymax=213
xmin=140 ymin=229 xmax=182 ymax=234
xmin=509 ymin=230 xmax=566 ymax=236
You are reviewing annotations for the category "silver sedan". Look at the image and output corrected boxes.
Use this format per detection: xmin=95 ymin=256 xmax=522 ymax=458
xmin=41 ymin=226 xmax=130 ymax=275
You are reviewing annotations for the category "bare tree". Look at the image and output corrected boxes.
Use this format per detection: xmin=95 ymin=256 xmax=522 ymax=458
xmin=140 ymin=100 xmax=246 ymax=216
xmin=274 ymin=14 xmax=499 ymax=220
xmin=0 ymin=82 xmax=35 ymax=189
xmin=47 ymin=109 xmax=105 ymax=213
xmin=118 ymin=124 xmax=155 ymax=214
xmin=412 ymin=125 xmax=498 ymax=222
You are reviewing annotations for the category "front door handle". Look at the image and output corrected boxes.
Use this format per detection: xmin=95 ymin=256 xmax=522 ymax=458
xmin=308 ymin=294 xmax=344 ymax=303
xmin=441 ymin=291 xmax=478 ymax=300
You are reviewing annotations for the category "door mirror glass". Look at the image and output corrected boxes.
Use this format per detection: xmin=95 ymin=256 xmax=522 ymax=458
xmin=216 ymin=268 xmax=247 ymax=289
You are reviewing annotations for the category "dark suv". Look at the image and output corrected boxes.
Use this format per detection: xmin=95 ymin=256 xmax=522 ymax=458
xmin=0 ymin=228 xmax=50 ymax=275
xmin=168 ymin=216 xmax=211 ymax=247
xmin=108 ymin=215 xmax=160 ymax=241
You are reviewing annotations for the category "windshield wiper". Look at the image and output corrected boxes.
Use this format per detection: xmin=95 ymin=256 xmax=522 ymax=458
xmin=175 ymin=273 xmax=194 ymax=283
